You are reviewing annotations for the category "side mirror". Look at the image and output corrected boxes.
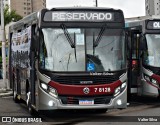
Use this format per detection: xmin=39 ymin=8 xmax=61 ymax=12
xmin=125 ymin=32 xmax=131 ymax=59
xmin=31 ymin=35 xmax=38 ymax=51
xmin=31 ymin=26 xmax=39 ymax=51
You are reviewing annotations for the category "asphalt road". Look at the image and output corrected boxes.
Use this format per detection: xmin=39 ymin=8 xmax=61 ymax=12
xmin=0 ymin=96 xmax=160 ymax=125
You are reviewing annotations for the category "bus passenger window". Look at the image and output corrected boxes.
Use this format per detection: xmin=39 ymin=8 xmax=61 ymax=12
xmin=40 ymin=40 xmax=47 ymax=69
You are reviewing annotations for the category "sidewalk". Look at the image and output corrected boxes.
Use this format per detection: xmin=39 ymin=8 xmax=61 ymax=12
xmin=0 ymin=79 xmax=13 ymax=97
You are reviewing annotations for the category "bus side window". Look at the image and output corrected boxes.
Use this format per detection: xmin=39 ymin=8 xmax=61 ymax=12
xmin=132 ymin=34 xmax=140 ymax=59
xmin=127 ymin=32 xmax=132 ymax=59
xmin=39 ymin=37 xmax=46 ymax=69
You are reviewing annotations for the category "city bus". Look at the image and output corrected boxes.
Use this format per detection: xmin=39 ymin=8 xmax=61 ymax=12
xmin=8 ymin=7 xmax=127 ymax=114
xmin=125 ymin=16 xmax=160 ymax=100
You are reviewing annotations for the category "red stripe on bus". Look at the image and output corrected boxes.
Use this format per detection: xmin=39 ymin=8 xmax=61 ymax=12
xmin=146 ymin=74 xmax=160 ymax=90
xmin=151 ymin=74 xmax=160 ymax=85
xmin=48 ymin=80 xmax=122 ymax=96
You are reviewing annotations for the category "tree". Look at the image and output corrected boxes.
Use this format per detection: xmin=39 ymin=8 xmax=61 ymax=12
xmin=1 ymin=5 xmax=22 ymax=26
xmin=0 ymin=4 xmax=22 ymax=89
xmin=0 ymin=5 xmax=22 ymax=63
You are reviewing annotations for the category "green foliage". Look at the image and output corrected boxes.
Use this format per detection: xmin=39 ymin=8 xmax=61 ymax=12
xmin=2 ymin=5 xmax=22 ymax=26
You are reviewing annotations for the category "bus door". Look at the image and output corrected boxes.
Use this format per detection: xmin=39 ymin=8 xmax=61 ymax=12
xmin=127 ymin=30 xmax=141 ymax=98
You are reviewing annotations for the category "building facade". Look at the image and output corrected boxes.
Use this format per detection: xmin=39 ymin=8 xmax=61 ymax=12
xmin=10 ymin=0 xmax=46 ymax=17
xmin=146 ymin=0 xmax=160 ymax=15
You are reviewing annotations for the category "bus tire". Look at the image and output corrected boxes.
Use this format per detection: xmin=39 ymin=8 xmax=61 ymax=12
xmin=13 ymin=77 xmax=21 ymax=103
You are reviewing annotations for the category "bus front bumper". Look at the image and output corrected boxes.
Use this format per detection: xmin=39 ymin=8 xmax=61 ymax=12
xmin=37 ymin=86 xmax=127 ymax=111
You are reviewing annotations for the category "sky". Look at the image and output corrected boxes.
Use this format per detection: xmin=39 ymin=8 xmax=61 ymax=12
xmin=46 ymin=0 xmax=145 ymax=18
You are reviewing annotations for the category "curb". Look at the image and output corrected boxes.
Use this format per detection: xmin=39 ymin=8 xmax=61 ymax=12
xmin=0 ymin=91 xmax=13 ymax=97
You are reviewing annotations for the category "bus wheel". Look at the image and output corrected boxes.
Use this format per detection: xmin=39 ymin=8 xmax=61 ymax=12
xmin=13 ymin=77 xmax=20 ymax=103
xmin=26 ymin=91 xmax=36 ymax=115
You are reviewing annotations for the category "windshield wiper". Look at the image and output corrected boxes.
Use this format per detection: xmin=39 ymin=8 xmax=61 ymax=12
xmin=74 ymin=32 xmax=77 ymax=62
xmin=61 ymin=24 xmax=77 ymax=65
xmin=93 ymin=26 xmax=106 ymax=47
xmin=60 ymin=24 xmax=75 ymax=48
xmin=67 ymin=53 xmax=71 ymax=71
xmin=93 ymin=32 xmax=95 ymax=55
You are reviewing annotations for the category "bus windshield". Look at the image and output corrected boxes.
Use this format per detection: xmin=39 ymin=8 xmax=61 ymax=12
xmin=143 ymin=34 xmax=160 ymax=67
xmin=39 ymin=27 xmax=126 ymax=72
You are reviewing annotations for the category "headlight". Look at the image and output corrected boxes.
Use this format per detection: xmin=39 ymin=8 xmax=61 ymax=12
xmin=41 ymin=83 xmax=48 ymax=90
xmin=114 ymin=87 xmax=121 ymax=97
xmin=48 ymin=87 xmax=58 ymax=98
xmin=151 ymin=79 xmax=157 ymax=84
xmin=121 ymin=82 xmax=127 ymax=89
xmin=144 ymin=74 xmax=159 ymax=87
xmin=151 ymin=79 xmax=158 ymax=87
xmin=40 ymin=82 xmax=58 ymax=98
xmin=114 ymin=82 xmax=127 ymax=97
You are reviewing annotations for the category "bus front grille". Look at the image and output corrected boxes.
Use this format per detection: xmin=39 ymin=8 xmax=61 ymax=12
xmin=52 ymin=75 xmax=119 ymax=84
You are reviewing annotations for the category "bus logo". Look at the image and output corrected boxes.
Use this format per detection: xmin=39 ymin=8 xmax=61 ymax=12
xmin=83 ymin=87 xmax=90 ymax=94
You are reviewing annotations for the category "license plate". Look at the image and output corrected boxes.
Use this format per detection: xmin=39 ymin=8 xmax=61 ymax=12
xmin=79 ymin=100 xmax=94 ymax=105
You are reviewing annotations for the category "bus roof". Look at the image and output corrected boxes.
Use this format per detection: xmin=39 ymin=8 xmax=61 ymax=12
xmin=9 ymin=7 xmax=124 ymax=31
xmin=125 ymin=15 xmax=160 ymax=33
xmin=125 ymin=15 xmax=160 ymax=27
xmin=48 ymin=7 xmax=122 ymax=11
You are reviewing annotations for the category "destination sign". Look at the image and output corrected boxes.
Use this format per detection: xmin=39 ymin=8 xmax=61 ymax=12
xmin=43 ymin=11 xmax=114 ymax=22
xmin=147 ymin=21 xmax=160 ymax=29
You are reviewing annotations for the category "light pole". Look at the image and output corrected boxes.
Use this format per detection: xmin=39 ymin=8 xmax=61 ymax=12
xmin=94 ymin=0 xmax=98 ymax=7
xmin=1 ymin=0 xmax=7 ymax=89
xmin=96 ymin=0 xmax=98 ymax=7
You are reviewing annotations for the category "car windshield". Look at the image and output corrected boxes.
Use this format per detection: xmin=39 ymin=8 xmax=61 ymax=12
xmin=39 ymin=28 xmax=126 ymax=72
xmin=143 ymin=34 xmax=160 ymax=67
